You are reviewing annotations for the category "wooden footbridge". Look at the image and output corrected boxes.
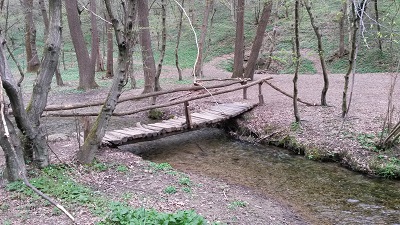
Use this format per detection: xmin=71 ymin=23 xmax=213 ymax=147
xmin=44 ymin=77 xmax=271 ymax=147
xmin=101 ymin=102 xmax=257 ymax=147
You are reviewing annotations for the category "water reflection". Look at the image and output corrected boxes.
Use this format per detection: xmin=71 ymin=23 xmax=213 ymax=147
xmin=123 ymin=128 xmax=400 ymax=224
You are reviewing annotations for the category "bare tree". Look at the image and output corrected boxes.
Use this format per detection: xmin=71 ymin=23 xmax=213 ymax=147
xmin=78 ymin=0 xmax=137 ymax=164
xmin=342 ymin=0 xmax=362 ymax=118
xmin=1 ymin=0 xmax=62 ymax=172
xmin=39 ymin=0 xmax=49 ymax=37
xmin=338 ymin=0 xmax=347 ymax=57
xmin=138 ymin=0 xmax=156 ymax=94
xmin=232 ymin=0 xmax=245 ymax=78
xmin=65 ymin=0 xmax=99 ymax=90
xmin=303 ymin=0 xmax=329 ymax=106
xmin=374 ymin=0 xmax=382 ymax=51
xmin=175 ymin=0 xmax=184 ymax=81
xmin=105 ymin=12 xmax=114 ymax=78
xmin=293 ymin=0 xmax=300 ymax=123
xmin=188 ymin=0 xmax=195 ymax=24
xmin=244 ymin=0 xmax=273 ymax=80
xmin=155 ymin=0 xmax=167 ymax=91
xmin=194 ymin=0 xmax=213 ymax=78
xmin=21 ymin=0 xmax=40 ymax=72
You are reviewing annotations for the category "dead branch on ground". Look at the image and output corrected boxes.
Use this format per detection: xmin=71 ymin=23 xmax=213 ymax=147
xmin=265 ymin=81 xmax=320 ymax=106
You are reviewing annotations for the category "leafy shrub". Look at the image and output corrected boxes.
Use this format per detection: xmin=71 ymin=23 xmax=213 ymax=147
xmin=148 ymin=162 xmax=173 ymax=172
xmin=99 ymin=203 xmax=207 ymax=225
xmin=164 ymin=186 xmax=177 ymax=194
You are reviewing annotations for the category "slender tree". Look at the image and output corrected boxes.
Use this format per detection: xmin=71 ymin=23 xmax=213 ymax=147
xmin=175 ymin=0 xmax=184 ymax=81
xmin=105 ymin=12 xmax=114 ymax=78
xmin=1 ymin=0 xmax=62 ymax=172
xmin=194 ymin=0 xmax=213 ymax=78
xmin=232 ymin=0 xmax=245 ymax=78
xmin=78 ymin=0 xmax=137 ymax=164
xmin=293 ymin=0 xmax=300 ymax=123
xmin=244 ymin=0 xmax=273 ymax=80
xmin=39 ymin=0 xmax=49 ymax=37
xmin=155 ymin=0 xmax=167 ymax=91
xmin=138 ymin=0 xmax=156 ymax=94
xmin=374 ymin=0 xmax=382 ymax=51
xmin=304 ymin=0 xmax=329 ymax=106
xmin=342 ymin=0 xmax=361 ymax=118
xmin=21 ymin=0 xmax=40 ymax=72
xmin=338 ymin=0 xmax=347 ymax=57
xmin=65 ymin=0 xmax=99 ymax=90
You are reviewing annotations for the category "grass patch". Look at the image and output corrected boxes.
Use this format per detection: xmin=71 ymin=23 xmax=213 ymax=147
xmin=279 ymin=58 xmax=317 ymax=74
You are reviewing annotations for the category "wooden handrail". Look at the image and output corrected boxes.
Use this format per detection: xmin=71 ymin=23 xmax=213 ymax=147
xmin=44 ymin=79 xmax=249 ymax=111
xmin=43 ymin=77 xmax=272 ymax=117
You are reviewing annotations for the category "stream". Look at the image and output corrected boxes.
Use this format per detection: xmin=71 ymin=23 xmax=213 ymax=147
xmin=122 ymin=128 xmax=400 ymax=224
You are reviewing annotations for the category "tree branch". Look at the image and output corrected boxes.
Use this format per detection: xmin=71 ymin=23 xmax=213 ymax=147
xmin=265 ymin=81 xmax=320 ymax=107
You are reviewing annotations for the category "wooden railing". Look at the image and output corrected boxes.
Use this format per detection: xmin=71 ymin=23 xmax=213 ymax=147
xmin=43 ymin=77 xmax=272 ymax=119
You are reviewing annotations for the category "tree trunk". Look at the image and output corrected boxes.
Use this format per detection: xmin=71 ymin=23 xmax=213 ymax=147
xmin=338 ymin=0 xmax=347 ymax=57
xmin=39 ymin=0 xmax=49 ymax=37
xmin=232 ymin=0 xmax=245 ymax=78
xmin=0 ymin=0 xmax=62 ymax=169
xmin=155 ymin=0 xmax=167 ymax=91
xmin=105 ymin=12 xmax=114 ymax=78
xmin=55 ymin=64 xmax=64 ymax=86
xmin=244 ymin=1 xmax=273 ymax=80
xmin=342 ymin=1 xmax=359 ymax=118
xmin=230 ymin=0 xmax=236 ymax=22
xmin=293 ymin=0 xmax=300 ymax=123
xmin=96 ymin=38 xmax=105 ymax=72
xmin=90 ymin=0 xmax=101 ymax=74
xmin=78 ymin=0 xmax=136 ymax=164
xmin=374 ymin=0 xmax=382 ymax=51
xmin=304 ymin=0 xmax=329 ymax=106
xmin=188 ymin=0 xmax=195 ymax=24
xmin=65 ymin=0 xmax=98 ymax=90
xmin=194 ymin=0 xmax=213 ymax=78
xmin=138 ymin=0 xmax=156 ymax=94
xmin=175 ymin=0 xmax=184 ymax=81
xmin=22 ymin=0 xmax=40 ymax=72
xmin=0 ymin=114 xmax=26 ymax=182
xmin=25 ymin=0 xmax=62 ymax=167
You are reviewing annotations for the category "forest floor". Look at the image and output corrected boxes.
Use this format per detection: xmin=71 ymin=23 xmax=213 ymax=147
xmin=0 ymin=52 xmax=399 ymax=224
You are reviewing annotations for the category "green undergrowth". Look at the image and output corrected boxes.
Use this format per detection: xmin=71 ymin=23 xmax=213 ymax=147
xmin=372 ymin=157 xmax=400 ymax=179
xmin=99 ymin=203 xmax=212 ymax=225
xmin=5 ymin=163 xmax=215 ymax=224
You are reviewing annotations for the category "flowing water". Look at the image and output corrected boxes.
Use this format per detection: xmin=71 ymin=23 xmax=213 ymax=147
xmin=123 ymin=128 xmax=400 ymax=225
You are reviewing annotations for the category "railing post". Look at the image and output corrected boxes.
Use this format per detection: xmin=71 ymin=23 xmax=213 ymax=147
xmin=184 ymin=101 xmax=192 ymax=129
xmin=243 ymin=87 xmax=247 ymax=100
xmin=258 ymin=82 xmax=264 ymax=105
